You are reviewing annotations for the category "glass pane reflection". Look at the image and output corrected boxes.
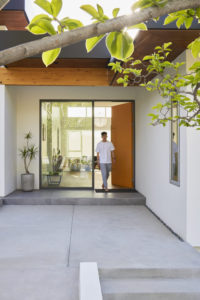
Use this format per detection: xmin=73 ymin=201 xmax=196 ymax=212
xmin=171 ymin=104 xmax=180 ymax=184
xmin=41 ymin=102 xmax=92 ymax=188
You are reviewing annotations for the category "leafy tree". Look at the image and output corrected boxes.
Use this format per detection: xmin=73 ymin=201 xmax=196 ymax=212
xmin=109 ymin=6 xmax=200 ymax=129
xmin=0 ymin=0 xmax=10 ymax=10
xmin=1 ymin=0 xmax=200 ymax=129
xmin=0 ymin=0 xmax=199 ymax=66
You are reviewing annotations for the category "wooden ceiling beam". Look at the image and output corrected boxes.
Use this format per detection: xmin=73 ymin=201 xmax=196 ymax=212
xmin=0 ymin=10 xmax=28 ymax=30
xmin=110 ymin=29 xmax=200 ymax=86
xmin=6 ymin=58 xmax=110 ymax=69
xmin=0 ymin=67 xmax=109 ymax=86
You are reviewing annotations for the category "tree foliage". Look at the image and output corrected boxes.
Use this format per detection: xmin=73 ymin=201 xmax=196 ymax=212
xmin=4 ymin=0 xmax=200 ymax=129
xmin=26 ymin=0 xmax=148 ymax=65
xmin=109 ymin=5 xmax=200 ymax=129
xmin=110 ymin=42 xmax=200 ymax=128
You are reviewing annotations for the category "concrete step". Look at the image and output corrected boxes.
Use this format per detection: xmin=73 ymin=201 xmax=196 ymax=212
xmin=2 ymin=191 xmax=145 ymax=205
xmin=100 ymin=268 xmax=200 ymax=300
xmin=99 ymin=267 xmax=200 ymax=279
xmin=102 ymin=278 xmax=200 ymax=300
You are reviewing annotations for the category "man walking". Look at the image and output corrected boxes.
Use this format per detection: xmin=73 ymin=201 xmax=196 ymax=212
xmin=96 ymin=131 xmax=116 ymax=192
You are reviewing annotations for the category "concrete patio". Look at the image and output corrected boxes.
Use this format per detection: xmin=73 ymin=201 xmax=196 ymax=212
xmin=0 ymin=205 xmax=200 ymax=299
xmin=1 ymin=190 xmax=145 ymax=205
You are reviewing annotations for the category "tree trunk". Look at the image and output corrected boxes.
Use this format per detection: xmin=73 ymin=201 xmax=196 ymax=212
xmin=0 ymin=0 xmax=200 ymax=66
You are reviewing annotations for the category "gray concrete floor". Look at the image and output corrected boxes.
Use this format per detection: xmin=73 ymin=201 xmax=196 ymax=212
xmin=2 ymin=190 xmax=145 ymax=205
xmin=0 ymin=205 xmax=200 ymax=300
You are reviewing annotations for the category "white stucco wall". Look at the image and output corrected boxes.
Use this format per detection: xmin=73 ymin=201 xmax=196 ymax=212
xmin=184 ymin=50 xmax=200 ymax=246
xmin=186 ymin=128 xmax=200 ymax=246
xmin=0 ymin=85 xmax=17 ymax=196
xmin=135 ymin=87 xmax=187 ymax=239
xmin=14 ymin=86 xmax=136 ymax=189
xmin=134 ymin=51 xmax=188 ymax=240
xmin=4 ymin=87 xmax=17 ymax=195
xmin=0 ymin=85 xmax=5 ymax=196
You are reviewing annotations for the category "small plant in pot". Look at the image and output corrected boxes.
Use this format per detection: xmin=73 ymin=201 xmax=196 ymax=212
xmin=19 ymin=132 xmax=38 ymax=191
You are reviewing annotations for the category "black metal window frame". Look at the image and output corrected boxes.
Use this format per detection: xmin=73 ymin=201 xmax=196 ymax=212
xmin=39 ymin=99 xmax=135 ymax=191
xmin=170 ymin=103 xmax=180 ymax=186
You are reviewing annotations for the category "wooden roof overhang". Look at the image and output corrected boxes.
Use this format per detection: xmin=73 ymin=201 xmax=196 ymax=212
xmin=0 ymin=0 xmax=28 ymax=30
xmin=0 ymin=29 xmax=200 ymax=86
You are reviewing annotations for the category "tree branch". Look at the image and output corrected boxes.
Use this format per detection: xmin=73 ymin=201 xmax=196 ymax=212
xmin=0 ymin=0 xmax=200 ymax=66
xmin=0 ymin=0 xmax=9 ymax=11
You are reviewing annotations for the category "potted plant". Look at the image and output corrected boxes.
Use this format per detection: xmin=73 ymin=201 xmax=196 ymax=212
xmin=47 ymin=150 xmax=63 ymax=186
xmin=69 ymin=158 xmax=81 ymax=171
xmin=19 ymin=132 xmax=38 ymax=191
xmin=81 ymin=156 xmax=92 ymax=171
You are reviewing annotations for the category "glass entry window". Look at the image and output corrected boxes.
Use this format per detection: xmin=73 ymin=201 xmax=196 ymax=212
xmin=41 ymin=101 xmax=93 ymax=188
xmin=170 ymin=103 xmax=180 ymax=185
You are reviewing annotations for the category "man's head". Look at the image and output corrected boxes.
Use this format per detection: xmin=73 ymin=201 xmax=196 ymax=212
xmin=101 ymin=131 xmax=107 ymax=142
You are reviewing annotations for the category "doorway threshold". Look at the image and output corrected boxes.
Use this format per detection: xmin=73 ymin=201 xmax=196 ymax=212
xmin=95 ymin=189 xmax=136 ymax=193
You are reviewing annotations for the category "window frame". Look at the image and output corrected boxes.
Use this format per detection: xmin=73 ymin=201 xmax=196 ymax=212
xmin=170 ymin=103 xmax=180 ymax=186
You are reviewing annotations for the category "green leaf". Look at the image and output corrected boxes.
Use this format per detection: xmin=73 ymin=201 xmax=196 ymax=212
xmin=86 ymin=34 xmax=105 ymax=52
xmin=185 ymin=17 xmax=193 ymax=29
xmin=143 ymin=55 xmax=153 ymax=61
xmin=29 ymin=19 xmax=57 ymax=35
xmin=26 ymin=14 xmax=52 ymax=34
xmin=164 ymin=14 xmax=178 ymax=25
xmin=42 ymin=47 xmax=61 ymax=67
xmin=34 ymin=0 xmax=53 ymax=15
xmin=189 ymin=61 xmax=200 ymax=70
xmin=51 ymin=0 xmax=62 ymax=17
xmin=112 ymin=8 xmax=120 ymax=18
xmin=176 ymin=16 xmax=185 ymax=28
xmin=60 ymin=18 xmax=83 ymax=30
xmin=27 ymin=24 xmax=46 ymax=35
xmin=163 ymin=42 xmax=172 ymax=49
xmin=106 ymin=32 xmax=134 ymax=60
xmin=80 ymin=5 xmax=99 ymax=19
xmin=29 ymin=14 xmax=52 ymax=23
xmin=129 ymin=23 xmax=147 ymax=30
xmin=188 ymin=38 xmax=200 ymax=58
xmin=97 ymin=4 xmax=104 ymax=18
xmin=131 ymin=59 xmax=142 ymax=66
xmin=196 ymin=7 xmax=200 ymax=19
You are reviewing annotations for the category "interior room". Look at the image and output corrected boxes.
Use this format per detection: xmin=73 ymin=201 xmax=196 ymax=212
xmin=40 ymin=100 xmax=134 ymax=190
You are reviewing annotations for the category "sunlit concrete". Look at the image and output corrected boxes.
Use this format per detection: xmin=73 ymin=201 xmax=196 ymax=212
xmin=0 ymin=205 xmax=200 ymax=299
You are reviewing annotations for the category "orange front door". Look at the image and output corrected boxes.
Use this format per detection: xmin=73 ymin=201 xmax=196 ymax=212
xmin=111 ymin=102 xmax=134 ymax=188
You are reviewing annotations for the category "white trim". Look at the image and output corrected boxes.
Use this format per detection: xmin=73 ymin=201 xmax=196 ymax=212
xmin=79 ymin=262 xmax=103 ymax=300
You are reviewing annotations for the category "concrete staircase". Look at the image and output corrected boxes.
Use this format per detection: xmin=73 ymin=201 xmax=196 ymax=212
xmin=99 ymin=268 xmax=200 ymax=299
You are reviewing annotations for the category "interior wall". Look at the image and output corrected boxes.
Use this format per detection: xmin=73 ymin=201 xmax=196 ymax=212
xmin=135 ymin=51 xmax=187 ymax=240
xmin=15 ymin=86 xmax=136 ymax=189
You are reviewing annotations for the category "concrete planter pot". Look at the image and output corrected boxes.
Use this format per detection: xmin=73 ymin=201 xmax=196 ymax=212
xmin=21 ymin=173 xmax=34 ymax=192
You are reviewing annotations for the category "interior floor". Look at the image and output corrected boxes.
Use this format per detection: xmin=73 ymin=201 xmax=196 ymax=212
xmin=42 ymin=170 xmax=126 ymax=189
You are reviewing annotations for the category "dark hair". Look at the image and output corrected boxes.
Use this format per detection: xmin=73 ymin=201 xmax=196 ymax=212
xmin=101 ymin=131 xmax=107 ymax=136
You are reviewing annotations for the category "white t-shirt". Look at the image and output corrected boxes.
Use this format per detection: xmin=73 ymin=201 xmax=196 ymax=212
xmin=96 ymin=141 xmax=115 ymax=163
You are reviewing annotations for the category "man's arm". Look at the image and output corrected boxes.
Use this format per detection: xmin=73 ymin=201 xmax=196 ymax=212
xmin=111 ymin=150 xmax=116 ymax=163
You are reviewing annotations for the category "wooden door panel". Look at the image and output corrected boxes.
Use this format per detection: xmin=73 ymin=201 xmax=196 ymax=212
xmin=111 ymin=103 xmax=134 ymax=188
